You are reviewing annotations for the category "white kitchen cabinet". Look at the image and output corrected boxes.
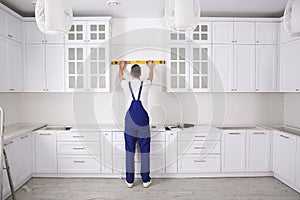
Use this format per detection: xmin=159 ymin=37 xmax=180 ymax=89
xmin=256 ymin=22 xmax=278 ymax=45
xmin=246 ymin=130 xmax=271 ymax=172
xmin=0 ymin=9 xmax=7 ymax=37
xmin=234 ymin=45 xmax=256 ymax=92
xmin=234 ymin=22 xmax=256 ymax=44
xmin=34 ymin=131 xmax=57 ymax=173
xmin=101 ymin=132 xmax=113 ymax=173
xmin=280 ymin=40 xmax=300 ymax=92
xmin=296 ymin=137 xmax=300 ymax=189
xmin=166 ymin=131 xmax=178 ymax=173
xmin=58 ymin=155 xmax=101 ymax=174
xmin=222 ymin=131 xmax=246 ymax=172
xmin=7 ymin=40 xmax=23 ymax=92
xmin=0 ymin=37 xmax=9 ymax=92
xmin=6 ymin=14 xmax=22 ymax=43
xmin=191 ymin=22 xmax=211 ymax=43
xmin=178 ymin=155 xmax=221 ymax=173
xmin=66 ymin=21 xmax=86 ymax=43
xmin=256 ymin=45 xmax=278 ymax=92
xmin=212 ymin=22 xmax=234 ymax=44
xmin=273 ymin=131 xmax=297 ymax=184
xmin=212 ymin=44 xmax=234 ymax=92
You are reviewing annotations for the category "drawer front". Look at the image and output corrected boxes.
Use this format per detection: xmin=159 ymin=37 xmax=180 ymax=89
xmin=178 ymin=132 xmax=220 ymax=141
xmin=113 ymin=142 xmax=165 ymax=155
xmin=57 ymin=142 xmax=100 ymax=155
xmin=57 ymin=132 xmax=100 ymax=142
xmin=113 ymin=132 xmax=165 ymax=142
xmin=58 ymin=155 xmax=100 ymax=173
xmin=178 ymin=155 xmax=221 ymax=173
xmin=178 ymin=141 xmax=220 ymax=155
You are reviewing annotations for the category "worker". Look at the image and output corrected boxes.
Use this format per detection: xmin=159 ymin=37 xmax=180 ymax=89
xmin=119 ymin=60 xmax=154 ymax=188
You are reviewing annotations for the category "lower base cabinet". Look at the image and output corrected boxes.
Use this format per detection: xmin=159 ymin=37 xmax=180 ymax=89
xmin=58 ymin=155 xmax=101 ymax=174
xmin=296 ymin=138 xmax=300 ymax=188
xmin=178 ymin=155 xmax=221 ymax=173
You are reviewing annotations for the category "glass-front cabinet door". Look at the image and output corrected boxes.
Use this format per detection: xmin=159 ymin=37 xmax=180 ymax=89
xmin=190 ymin=45 xmax=211 ymax=92
xmin=166 ymin=45 xmax=190 ymax=92
xmin=192 ymin=22 xmax=211 ymax=43
xmin=65 ymin=21 xmax=86 ymax=43
xmin=86 ymin=45 xmax=110 ymax=92
xmin=87 ymin=21 xmax=109 ymax=43
xmin=65 ymin=45 xmax=87 ymax=91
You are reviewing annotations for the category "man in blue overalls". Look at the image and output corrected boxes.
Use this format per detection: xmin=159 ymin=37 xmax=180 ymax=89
xmin=119 ymin=61 xmax=154 ymax=188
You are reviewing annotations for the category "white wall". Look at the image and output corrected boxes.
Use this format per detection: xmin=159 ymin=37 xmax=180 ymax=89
xmin=0 ymin=93 xmax=19 ymax=126
xmin=284 ymin=93 xmax=300 ymax=127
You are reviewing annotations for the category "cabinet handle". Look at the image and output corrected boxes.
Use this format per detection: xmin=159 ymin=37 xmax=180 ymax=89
xmin=73 ymin=160 xmax=85 ymax=163
xmin=194 ymin=160 xmax=206 ymax=163
xmin=195 ymin=136 xmax=206 ymax=138
xmin=73 ymin=147 xmax=85 ymax=150
xmin=8 ymin=34 xmax=12 ymax=38
xmin=73 ymin=135 xmax=84 ymax=138
xmin=296 ymin=89 xmax=299 ymax=92
xmin=4 ymin=141 xmax=14 ymax=146
xmin=229 ymin=133 xmax=240 ymax=135
xmin=9 ymin=89 xmax=15 ymax=91
xmin=253 ymin=132 xmax=265 ymax=135
xmin=194 ymin=147 xmax=205 ymax=150
xmin=21 ymin=135 xmax=29 ymax=139
xmin=280 ymin=134 xmax=290 ymax=139
xmin=256 ymin=41 xmax=259 ymax=43
xmin=39 ymin=133 xmax=51 ymax=136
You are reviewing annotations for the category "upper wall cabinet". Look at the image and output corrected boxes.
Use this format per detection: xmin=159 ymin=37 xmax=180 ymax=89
xmin=66 ymin=20 xmax=110 ymax=44
xmin=256 ymin=22 xmax=278 ymax=45
xmin=8 ymin=40 xmax=23 ymax=92
xmin=0 ymin=37 xmax=9 ymax=92
xmin=0 ymin=9 xmax=6 ymax=37
xmin=212 ymin=22 xmax=234 ymax=44
xmin=25 ymin=22 xmax=64 ymax=44
xmin=234 ymin=22 xmax=256 ymax=44
xmin=0 ymin=9 xmax=22 ymax=43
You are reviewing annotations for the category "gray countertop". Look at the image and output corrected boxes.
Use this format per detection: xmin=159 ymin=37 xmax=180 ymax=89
xmin=4 ymin=123 xmax=46 ymax=142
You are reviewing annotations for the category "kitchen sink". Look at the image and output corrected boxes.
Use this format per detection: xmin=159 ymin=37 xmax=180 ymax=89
xmin=40 ymin=126 xmax=72 ymax=131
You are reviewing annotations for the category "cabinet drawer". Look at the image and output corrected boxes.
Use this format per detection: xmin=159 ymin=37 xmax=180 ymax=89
xmin=113 ymin=132 xmax=165 ymax=142
xmin=178 ymin=155 xmax=221 ymax=173
xmin=113 ymin=142 xmax=165 ymax=155
xmin=57 ymin=132 xmax=100 ymax=142
xmin=178 ymin=141 xmax=220 ymax=155
xmin=57 ymin=142 xmax=100 ymax=155
xmin=58 ymin=155 xmax=100 ymax=173
xmin=178 ymin=132 xmax=220 ymax=141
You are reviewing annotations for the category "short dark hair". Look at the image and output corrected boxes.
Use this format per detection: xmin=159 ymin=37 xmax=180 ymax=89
xmin=131 ymin=64 xmax=141 ymax=78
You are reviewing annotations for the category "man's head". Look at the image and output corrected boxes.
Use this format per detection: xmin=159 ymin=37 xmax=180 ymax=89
xmin=130 ymin=64 xmax=141 ymax=79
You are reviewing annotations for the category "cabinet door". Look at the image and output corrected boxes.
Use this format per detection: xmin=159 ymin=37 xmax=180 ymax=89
xmin=273 ymin=131 xmax=297 ymax=184
xmin=222 ymin=131 xmax=246 ymax=172
xmin=234 ymin=22 xmax=256 ymax=44
xmin=6 ymin=14 xmax=22 ymax=42
xmin=25 ymin=22 xmax=45 ymax=44
xmin=166 ymin=131 xmax=177 ymax=173
xmin=280 ymin=40 xmax=300 ymax=92
xmin=190 ymin=44 xmax=210 ymax=92
xmin=86 ymin=45 xmax=110 ymax=92
xmin=256 ymin=45 xmax=277 ymax=92
xmin=168 ymin=31 xmax=189 ymax=43
xmin=166 ymin=45 xmax=190 ymax=92
xmin=0 ymin=9 xmax=7 ymax=37
xmin=87 ymin=21 xmax=109 ymax=43
xmin=46 ymin=44 xmax=65 ymax=92
xmin=296 ymin=137 xmax=300 ymax=188
xmin=65 ymin=21 xmax=86 ymax=43
xmin=246 ymin=131 xmax=271 ymax=172
xmin=7 ymin=40 xmax=23 ymax=92
xmin=212 ymin=22 xmax=234 ymax=44
xmin=101 ymin=132 xmax=113 ymax=173
xmin=256 ymin=23 xmax=278 ymax=45
xmin=65 ymin=45 xmax=87 ymax=91
xmin=34 ymin=132 xmax=57 ymax=173
xmin=191 ymin=22 xmax=211 ymax=43
xmin=234 ymin=45 xmax=256 ymax=92
xmin=0 ymin=37 xmax=9 ymax=92
xmin=212 ymin=44 xmax=234 ymax=92
xmin=25 ymin=44 xmax=46 ymax=92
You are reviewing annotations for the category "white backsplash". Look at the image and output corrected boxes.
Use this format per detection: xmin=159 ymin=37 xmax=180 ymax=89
xmin=284 ymin=93 xmax=300 ymax=127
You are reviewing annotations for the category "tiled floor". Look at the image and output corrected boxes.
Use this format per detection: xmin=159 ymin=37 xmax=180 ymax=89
xmin=7 ymin=177 xmax=300 ymax=200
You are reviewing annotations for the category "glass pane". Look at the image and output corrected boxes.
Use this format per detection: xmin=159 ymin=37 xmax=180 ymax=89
xmin=194 ymin=25 xmax=200 ymax=32
xmin=99 ymin=25 xmax=105 ymax=31
xmin=179 ymin=62 xmax=185 ymax=74
xmin=193 ymin=62 xmax=200 ymax=74
xmin=171 ymin=62 xmax=177 ymax=74
xmin=193 ymin=48 xmax=200 ymax=60
xmin=76 ymin=25 xmax=83 ymax=31
xmin=99 ymin=62 xmax=106 ymax=74
xmin=99 ymin=48 xmax=105 ymax=60
xmin=77 ymin=76 xmax=84 ymax=89
xmin=69 ymin=76 xmax=75 ymax=88
xmin=91 ymin=33 xmax=97 ymax=40
xmin=179 ymin=33 xmax=185 ymax=40
xmin=202 ymin=62 xmax=208 ymax=74
xmin=91 ymin=25 xmax=97 ymax=31
xmin=68 ymin=34 xmax=75 ymax=40
xmin=193 ymin=34 xmax=199 ymax=40
xmin=202 ymin=76 xmax=208 ymax=89
xmin=193 ymin=76 xmax=200 ymax=89
xmin=179 ymin=48 xmax=185 ymax=60
xmin=99 ymin=76 xmax=106 ymax=88
xmin=91 ymin=76 xmax=98 ymax=88
xmin=201 ymin=25 xmax=208 ymax=32
xmin=201 ymin=34 xmax=208 ymax=41
xmin=91 ymin=62 xmax=97 ymax=74
xmin=77 ymin=34 xmax=83 ymax=40
xmin=69 ymin=62 xmax=75 ymax=74
xmin=201 ymin=48 xmax=208 ymax=60
xmin=179 ymin=76 xmax=185 ymax=88
xmin=171 ymin=76 xmax=177 ymax=88
xmin=171 ymin=33 xmax=177 ymax=40
xmin=91 ymin=48 xmax=97 ymax=60
xmin=69 ymin=48 xmax=75 ymax=60
xmin=70 ymin=25 xmax=75 ymax=32
xmin=77 ymin=63 xmax=84 ymax=74
xmin=99 ymin=33 xmax=105 ymax=40
xmin=171 ymin=48 xmax=177 ymax=60
xmin=77 ymin=48 xmax=83 ymax=60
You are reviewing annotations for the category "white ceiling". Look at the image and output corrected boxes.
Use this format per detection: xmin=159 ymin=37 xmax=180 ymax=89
xmin=0 ymin=0 xmax=289 ymax=18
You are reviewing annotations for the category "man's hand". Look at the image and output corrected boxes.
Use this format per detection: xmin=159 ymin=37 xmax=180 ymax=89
xmin=147 ymin=60 xmax=154 ymax=82
xmin=119 ymin=61 xmax=127 ymax=80
xmin=147 ymin=60 xmax=154 ymax=70
xmin=119 ymin=61 xmax=127 ymax=70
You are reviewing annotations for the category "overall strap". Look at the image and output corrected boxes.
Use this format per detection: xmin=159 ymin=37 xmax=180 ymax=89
xmin=128 ymin=81 xmax=136 ymax=101
xmin=137 ymin=81 xmax=143 ymax=101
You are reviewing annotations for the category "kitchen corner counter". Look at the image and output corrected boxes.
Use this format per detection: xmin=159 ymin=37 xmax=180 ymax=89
xmin=70 ymin=124 xmax=166 ymax=132
xmin=4 ymin=123 xmax=46 ymax=142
